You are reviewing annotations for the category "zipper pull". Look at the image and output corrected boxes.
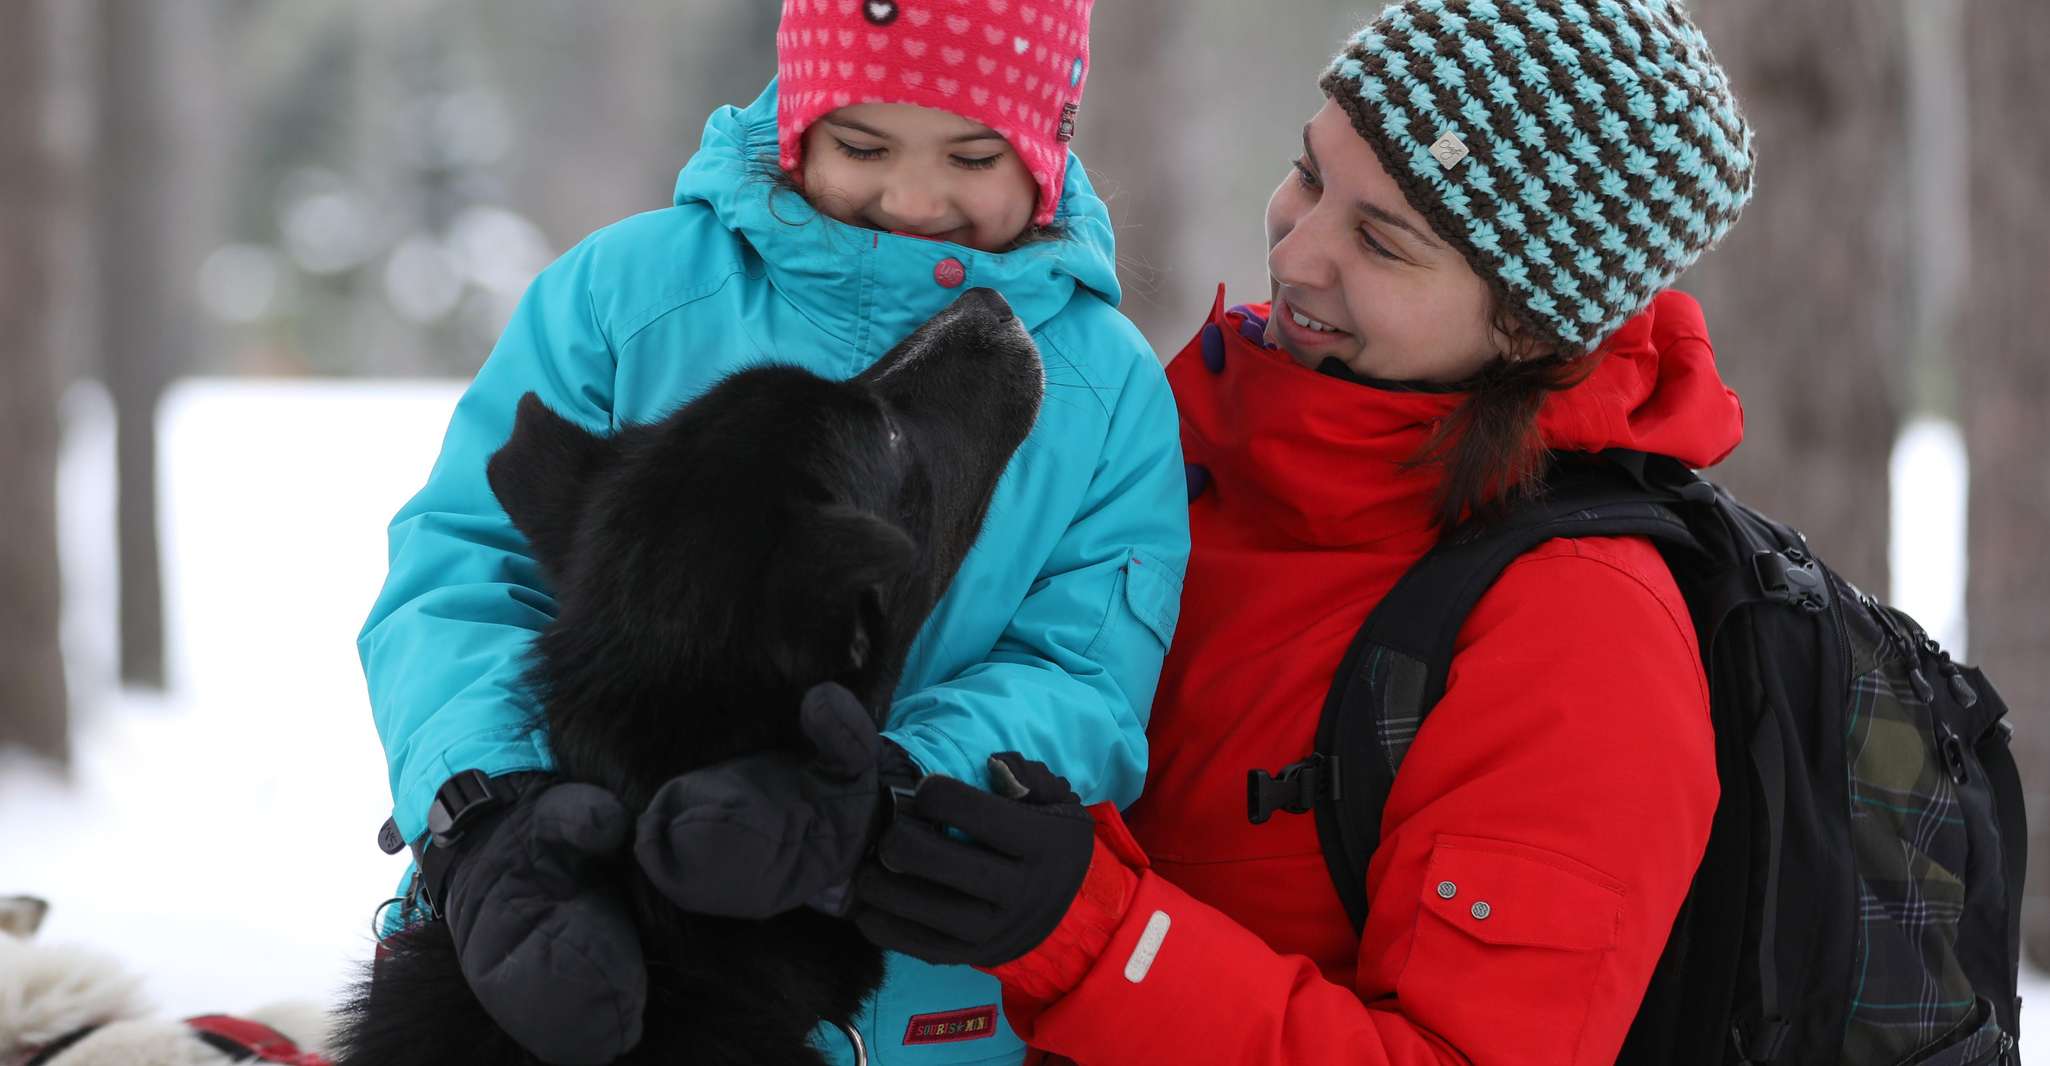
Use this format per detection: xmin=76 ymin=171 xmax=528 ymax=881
xmin=1909 ymin=667 xmax=1936 ymax=704
xmin=1946 ymin=670 xmax=1980 ymax=709
xmin=1918 ymin=631 xmax=1982 ymax=710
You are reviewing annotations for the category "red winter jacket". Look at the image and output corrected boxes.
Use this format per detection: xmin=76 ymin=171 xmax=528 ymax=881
xmin=986 ymin=289 xmax=1743 ymax=1065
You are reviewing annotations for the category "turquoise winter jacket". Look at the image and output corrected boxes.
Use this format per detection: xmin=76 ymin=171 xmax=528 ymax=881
xmin=358 ymin=82 xmax=1188 ymax=1064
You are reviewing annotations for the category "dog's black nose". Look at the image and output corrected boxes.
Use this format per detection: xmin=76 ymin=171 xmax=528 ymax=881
xmin=956 ymin=287 xmax=1014 ymax=319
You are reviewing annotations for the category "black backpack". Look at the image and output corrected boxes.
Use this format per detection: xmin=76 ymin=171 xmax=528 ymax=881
xmin=1246 ymin=451 xmax=2027 ymax=1065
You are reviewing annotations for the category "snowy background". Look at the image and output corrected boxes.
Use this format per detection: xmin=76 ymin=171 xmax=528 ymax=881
xmin=2 ymin=379 xmax=2040 ymax=1059
xmin=2 ymin=379 xmax=458 ymax=1016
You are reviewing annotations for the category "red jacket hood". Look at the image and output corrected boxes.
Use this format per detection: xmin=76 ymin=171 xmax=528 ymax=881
xmin=1533 ymin=288 xmax=1743 ymax=468
xmin=1169 ymin=287 xmax=1743 ymax=549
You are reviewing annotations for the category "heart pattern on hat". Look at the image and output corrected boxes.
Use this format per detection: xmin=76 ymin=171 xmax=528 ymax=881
xmin=777 ymin=0 xmax=1096 ymax=226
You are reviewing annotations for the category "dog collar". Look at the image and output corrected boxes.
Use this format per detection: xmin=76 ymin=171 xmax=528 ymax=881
xmin=17 ymin=1023 xmax=96 ymax=1066
xmin=15 ymin=1016 xmax=331 ymax=1066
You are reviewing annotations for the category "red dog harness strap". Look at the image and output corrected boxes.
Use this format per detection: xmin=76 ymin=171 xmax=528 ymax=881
xmin=185 ymin=1015 xmax=333 ymax=1065
xmin=17 ymin=1016 xmax=329 ymax=1066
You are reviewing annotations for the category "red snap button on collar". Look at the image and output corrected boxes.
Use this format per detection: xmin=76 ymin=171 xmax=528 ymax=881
xmin=934 ymin=257 xmax=966 ymax=288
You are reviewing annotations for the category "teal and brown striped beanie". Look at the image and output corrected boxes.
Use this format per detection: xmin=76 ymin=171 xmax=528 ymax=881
xmin=1320 ymin=0 xmax=1755 ymax=355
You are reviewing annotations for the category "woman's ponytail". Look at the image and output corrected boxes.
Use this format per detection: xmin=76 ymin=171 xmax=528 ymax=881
xmin=1411 ymin=321 xmax=1594 ymax=532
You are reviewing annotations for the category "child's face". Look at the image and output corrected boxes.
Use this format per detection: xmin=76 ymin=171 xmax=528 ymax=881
xmin=800 ymin=103 xmax=1039 ymax=253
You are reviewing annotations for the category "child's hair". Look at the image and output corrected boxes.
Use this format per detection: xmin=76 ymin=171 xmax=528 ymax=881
xmin=751 ymin=156 xmax=1068 ymax=250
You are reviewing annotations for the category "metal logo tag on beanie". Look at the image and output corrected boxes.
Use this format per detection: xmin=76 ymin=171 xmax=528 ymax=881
xmin=1429 ymin=131 xmax=1471 ymax=170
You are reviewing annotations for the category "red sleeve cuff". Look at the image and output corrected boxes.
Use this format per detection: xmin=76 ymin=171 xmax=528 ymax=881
xmin=982 ymin=805 xmax=1145 ymax=1002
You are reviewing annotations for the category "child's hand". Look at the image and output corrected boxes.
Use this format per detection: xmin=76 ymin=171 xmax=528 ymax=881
xmin=436 ymin=778 xmax=646 ymax=1065
xmin=634 ymin=682 xmax=912 ymax=920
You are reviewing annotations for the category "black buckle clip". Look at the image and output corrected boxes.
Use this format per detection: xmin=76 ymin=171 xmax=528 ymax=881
xmin=374 ymin=769 xmax=530 ymax=920
xmin=374 ymin=769 xmax=510 ymax=859
xmin=426 ymin=768 xmax=502 ymax=848
xmin=1247 ymin=754 xmax=1339 ymax=825
xmin=1752 ymin=550 xmax=1830 ymax=614
xmin=418 ymin=769 xmax=512 ymax=916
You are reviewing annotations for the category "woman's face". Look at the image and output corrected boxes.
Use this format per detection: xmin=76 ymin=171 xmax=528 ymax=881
xmin=1264 ymin=100 xmax=1517 ymax=384
xmin=801 ymin=103 xmax=1039 ymax=253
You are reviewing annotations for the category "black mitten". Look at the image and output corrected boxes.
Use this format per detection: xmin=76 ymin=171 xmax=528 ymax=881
xmin=436 ymin=777 xmax=646 ymax=1066
xmin=634 ymin=682 xmax=912 ymax=920
xmin=850 ymin=753 xmax=1095 ymax=966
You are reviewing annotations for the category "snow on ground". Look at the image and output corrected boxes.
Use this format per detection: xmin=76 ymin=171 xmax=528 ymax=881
xmin=0 ymin=380 xmax=2040 ymax=1060
xmin=2 ymin=377 xmax=463 ymax=1016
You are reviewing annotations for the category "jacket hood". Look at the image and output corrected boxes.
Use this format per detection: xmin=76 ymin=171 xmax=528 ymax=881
xmin=1532 ymin=288 xmax=1744 ymax=469
xmin=1170 ymin=288 xmax=1743 ymax=549
xmin=672 ymin=80 xmax=1123 ymax=342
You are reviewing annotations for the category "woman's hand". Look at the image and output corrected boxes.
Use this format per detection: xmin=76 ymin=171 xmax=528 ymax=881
xmin=851 ymin=753 xmax=1097 ymax=966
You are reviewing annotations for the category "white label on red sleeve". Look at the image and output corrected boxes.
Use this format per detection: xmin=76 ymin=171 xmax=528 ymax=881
xmin=1123 ymin=910 xmax=1172 ymax=983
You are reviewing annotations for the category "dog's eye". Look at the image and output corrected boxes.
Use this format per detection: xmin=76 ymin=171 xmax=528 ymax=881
xmin=848 ymin=585 xmax=885 ymax=672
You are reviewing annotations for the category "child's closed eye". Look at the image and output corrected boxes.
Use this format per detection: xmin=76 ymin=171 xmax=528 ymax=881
xmin=835 ymin=139 xmax=886 ymax=161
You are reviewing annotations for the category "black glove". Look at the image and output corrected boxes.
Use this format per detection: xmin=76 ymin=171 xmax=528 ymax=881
xmin=434 ymin=777 xmax=646 ymax=1066
xmin=850 ymin=753 xmax=1096 ymax=967
xmin=634 ymin=682 xmax=915 ymax=920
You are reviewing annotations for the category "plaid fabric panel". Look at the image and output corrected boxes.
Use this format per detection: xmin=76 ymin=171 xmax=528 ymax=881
xmin=1841 ymin=652 xmax=1980 ymax=1064
xmin=1370 ymin=646 xmax=1431 ymax=772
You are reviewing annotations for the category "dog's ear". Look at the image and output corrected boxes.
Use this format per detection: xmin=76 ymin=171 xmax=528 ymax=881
xmin=768 ymin=505 xmax=917 ymax=677
xmin=486 ymin=393 xmax=615 ymax=573
xmin=809 ymin=503 xmax=917 ymax=609
xmin=0 ymin=896 xmax=48 ymax=938
xmin=828 ymin=508 xmax=918 ymax=676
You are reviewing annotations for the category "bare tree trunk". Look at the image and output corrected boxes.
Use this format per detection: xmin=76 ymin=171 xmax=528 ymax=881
xmin=96 ymin=0 xmax=203 ymax=689
xmin=1681 ymin=0 xmax=1908 ymax=593
xmin=1070 ymin=0 xmax=1193 ymax=351
xmin=0 ymin=0 xmax=71 ymax=762
xmin=1082 ymin=2 xmax=1366 ymax=355
xmin=1959 ymin=0 xmax=2050 ymax=971
xmin=521 ymin=2 xmax=672 ymax=239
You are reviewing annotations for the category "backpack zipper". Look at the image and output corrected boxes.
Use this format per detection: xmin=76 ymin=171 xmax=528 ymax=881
xmin=1891 ymin=607 xmax=1980 ymax=709
xmin=1879 ymin=606 xmax=1980 ymax=784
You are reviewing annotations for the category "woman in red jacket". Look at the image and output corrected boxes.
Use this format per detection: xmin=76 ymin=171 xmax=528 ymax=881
xmin=849 ymin=2 xmax=1757 ymax=1063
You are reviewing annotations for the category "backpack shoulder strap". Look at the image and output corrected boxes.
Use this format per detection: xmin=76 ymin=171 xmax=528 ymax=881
xmin=1307 ymin=452 xmax=1703 ymax=934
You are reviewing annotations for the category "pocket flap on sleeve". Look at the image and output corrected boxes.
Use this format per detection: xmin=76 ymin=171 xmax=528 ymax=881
xmin=1418 ymin=836 xmax=1625 ymax=952
xmin=1121 ymin=549 xmax=1183 ymax=648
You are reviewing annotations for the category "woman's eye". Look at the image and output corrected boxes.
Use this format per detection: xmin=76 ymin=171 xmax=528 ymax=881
xmin=1291 ymin=158 xmax=1321 ymax=191
xmin=1358 ymin=226 xmax=1401 ymax=262
xmin=835 ymin=140 xmax=886 ymax=161
xmin=953 ymin=153 xmax=1002 ymax=171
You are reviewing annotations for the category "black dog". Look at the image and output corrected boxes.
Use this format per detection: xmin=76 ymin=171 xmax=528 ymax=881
xmin=334 ymin=288 xmax=1043 ymax=1065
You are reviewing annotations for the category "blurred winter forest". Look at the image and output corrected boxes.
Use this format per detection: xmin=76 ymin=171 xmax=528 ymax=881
xmin=4 ymin=0 xmax=2049 ymax=974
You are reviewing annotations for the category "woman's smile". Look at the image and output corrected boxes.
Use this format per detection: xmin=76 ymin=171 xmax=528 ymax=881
xmin=1269 ymin=292 xmax=1357 ymax=363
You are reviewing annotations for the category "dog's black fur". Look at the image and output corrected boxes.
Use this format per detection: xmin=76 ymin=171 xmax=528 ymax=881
xmin=333 ymin=288 xmax=1043 ymax=1065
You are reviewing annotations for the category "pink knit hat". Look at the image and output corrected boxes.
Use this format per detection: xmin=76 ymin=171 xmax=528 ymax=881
xmin=775 ymin=0 xmax=1095 ymax=227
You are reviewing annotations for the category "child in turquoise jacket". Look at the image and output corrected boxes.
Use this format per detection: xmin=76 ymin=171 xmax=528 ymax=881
xmin=358 ymin=3 xmax=1186 ymax=1061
